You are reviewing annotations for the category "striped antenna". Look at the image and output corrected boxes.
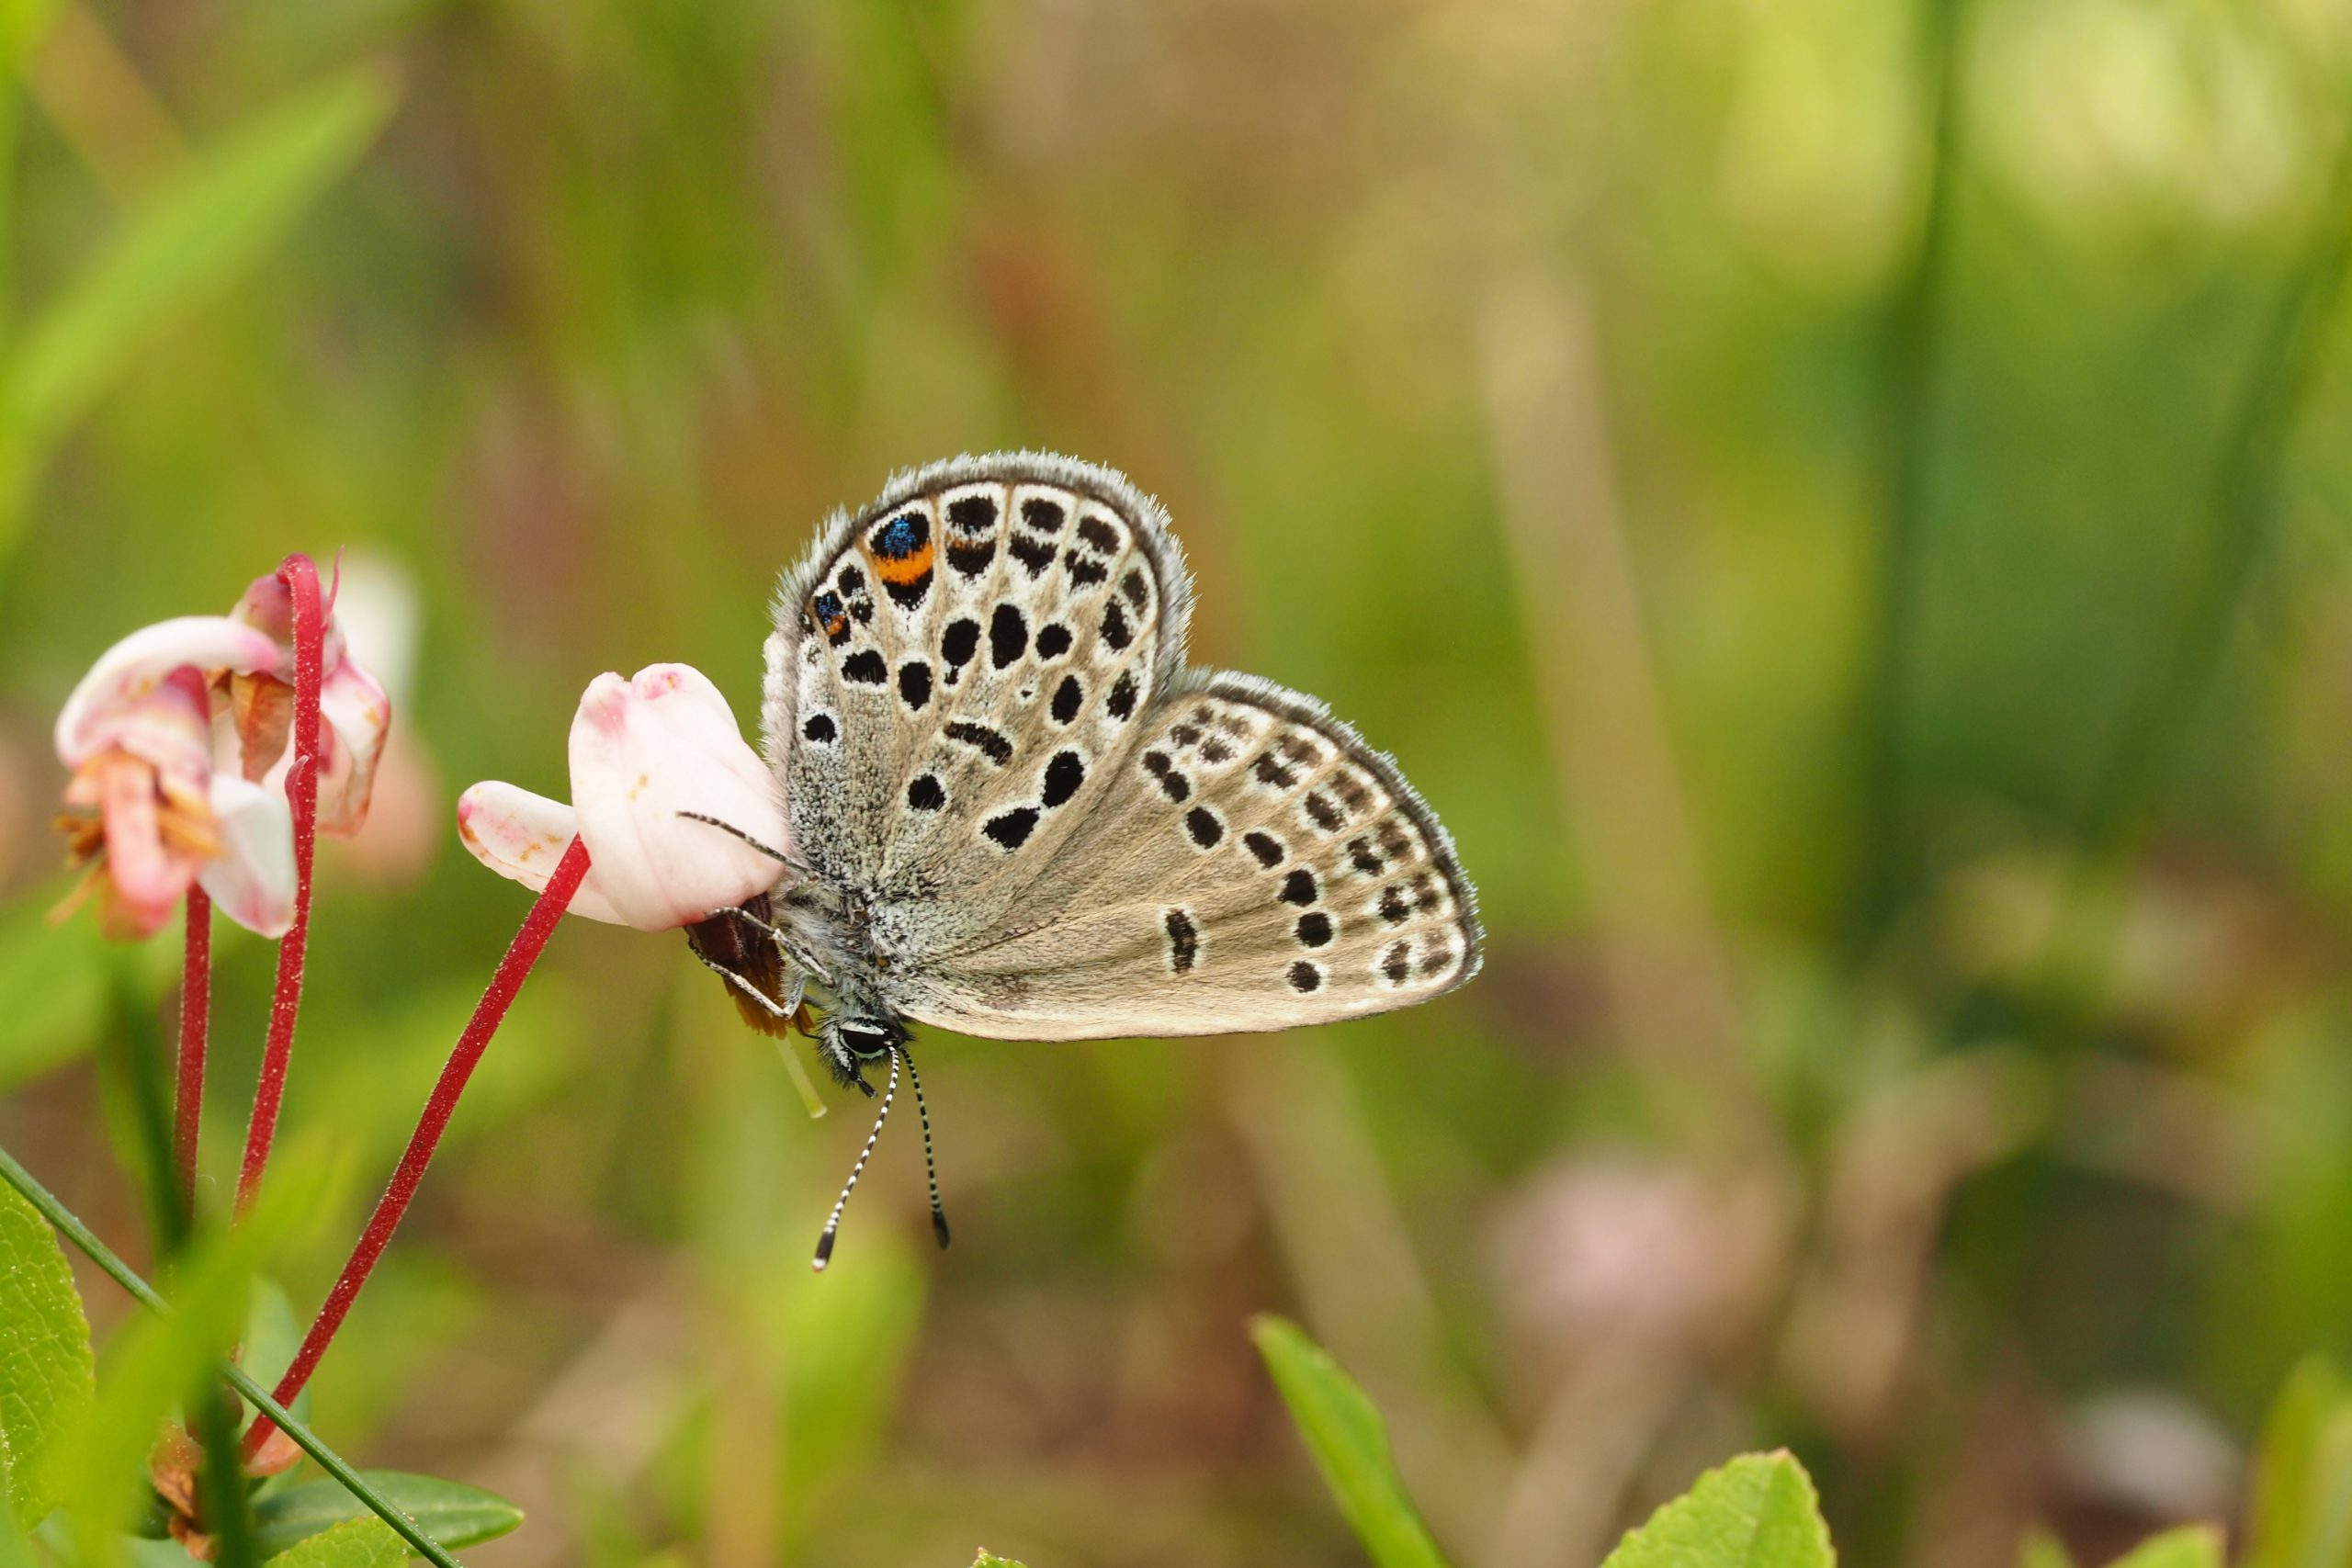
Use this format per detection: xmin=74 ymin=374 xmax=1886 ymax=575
xmin=813 ymin=1048 xmax=898 ymax=1270
xmin=900 ymin=1050 xmax=951 ymax=1249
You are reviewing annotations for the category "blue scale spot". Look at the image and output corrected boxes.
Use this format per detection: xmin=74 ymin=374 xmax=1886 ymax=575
xmin=876 ymin=513 xmax=925 ymax=560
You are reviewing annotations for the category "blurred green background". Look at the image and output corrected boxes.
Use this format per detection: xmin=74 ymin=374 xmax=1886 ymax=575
xmin=4 ymin=0 xmax=2352 ymax=1562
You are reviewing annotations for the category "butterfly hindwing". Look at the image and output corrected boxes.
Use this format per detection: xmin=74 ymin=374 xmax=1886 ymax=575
xmin=763 ymin=453 xmax=1192 ymax=951
xmin=881 ymin=671 xmax=1483 ymax=1040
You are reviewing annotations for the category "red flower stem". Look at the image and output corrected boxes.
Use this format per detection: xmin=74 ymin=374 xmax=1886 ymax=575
xmin=235 ymin=554 xmax=325 ymax=1218
xmin=244 ymin=835 xmax=592 ymax=1459
xmin=175 ymin=886 xmax=211 ymax=1224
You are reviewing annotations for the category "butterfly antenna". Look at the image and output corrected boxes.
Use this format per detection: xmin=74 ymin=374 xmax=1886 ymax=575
xmin=813 ymin=1048 xmax=898 ymax=1271
xmin=676 ymin=810 xmax=797 ymax=866
xmin=899 ymin=1048 xmax=951 ymax=1249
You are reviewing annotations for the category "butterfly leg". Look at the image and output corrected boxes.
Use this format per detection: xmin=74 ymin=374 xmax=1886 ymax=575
xmin=690 ymin=949 xmax=798 ymax=1024
xmin=707 ymin=902 xmax=837 ymax=986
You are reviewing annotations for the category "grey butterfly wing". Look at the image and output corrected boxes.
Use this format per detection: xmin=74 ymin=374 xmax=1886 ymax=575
xmin=762 ymin=452 xmax=1192 ymax=953
xmin=879 ymin=671 xmax=1484 ymax=1041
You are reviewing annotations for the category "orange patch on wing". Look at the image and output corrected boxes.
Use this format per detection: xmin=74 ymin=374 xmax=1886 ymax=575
xmin=866 ymin=534 xmax=934 ymax=585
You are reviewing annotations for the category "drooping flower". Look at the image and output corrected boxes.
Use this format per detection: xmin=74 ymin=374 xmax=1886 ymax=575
xmin=52 ymin=570 xmax=394 ymax=940
xmin=457 ymin=663 xmax=789 ymax=931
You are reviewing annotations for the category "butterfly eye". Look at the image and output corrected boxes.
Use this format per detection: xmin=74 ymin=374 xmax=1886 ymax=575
xmin=836 ymin=1018 xmax=901 ymax=1059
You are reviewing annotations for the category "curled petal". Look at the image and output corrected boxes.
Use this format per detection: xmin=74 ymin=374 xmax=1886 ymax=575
xmin=567 ymin=664 xmax=789 ymax=931
xmin=231 ymin=570 xmax=348 ymax=677
xmin=456 ymin=782 xmax=626 ymax=924
xmin=55 ymin=617 xmax=281 ymax=768
xmin=198 ymin=775 xmax=298 ymax=938
xmin=313 ymin=657 xmax=392 ymax=838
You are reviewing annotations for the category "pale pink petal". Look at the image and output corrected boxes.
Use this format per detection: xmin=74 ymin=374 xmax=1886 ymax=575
xmin=198 ymin=775 xmax=298 ymax=938
xmin=80 ymin=670 xmax=215 ymax=793
xmin=313 ymin=656 xmax=392 ymax=838
xmin=566 ymin=664 xmax=789 ymax=931
xmin=456 ymin=781 xmax=626 ymax=924
xmin=93 ymin=758 xmax=196 ymax=935
xmin=55 ymin=617 xmax=281 ymax=768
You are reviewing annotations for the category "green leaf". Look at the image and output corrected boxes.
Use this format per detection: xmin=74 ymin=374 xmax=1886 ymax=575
xmin=2247 ymin=1358 xmax=2352 ymax=1568
xmin=252 ymin=1472 xmax=524 ymax=1560
xmin=0 ymin=1176 xmax=96 ymax=1529
xmin=1599 ymin=1452 xmax=1834 ymax=1568
xmin=264 ymin=1517 xmax=408 ymax=1568
xmin=7 ymin=63 xmax=398 ymax=452
xmin=2105 ymin=1528 xmax=2223 ymax=1568
xmin=1250 ymin=1315 xmax=1449 ymax=1568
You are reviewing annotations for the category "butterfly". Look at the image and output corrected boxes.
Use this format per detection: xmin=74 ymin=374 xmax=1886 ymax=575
xmin=683 ymin=452 xmax=1482 ymax=1268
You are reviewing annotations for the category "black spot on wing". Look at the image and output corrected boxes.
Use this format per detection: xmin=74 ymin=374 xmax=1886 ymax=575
xmin=1143 ymin=750 xmax=1190 ymax=802
xmin=1303 ymin=791 xmax=1343 ymax=831
xmin=1164 ymin=908 xmax=1198 ymax=974
xmin=1076 ymin=514 xmax=1120 ymax=554
xmin=947 ymin=539 xmax=996 ymax=577
xmin=945 ymin=721 xmax=1013 ymax=765
xmin=1107 ymin=671 xmax=1137 ymax=721
xmin=1035 ymin=623 xmax=1072 ymax=660
xmin=1020 ymin=497 xmax=1066 ymax=534
xmin=908 ymin=773 xmax=945 ymax=811
xmin=1063 ymin=552 xmax=1109 ymax=588
xmin=1382 ymin=941 xmax=1412 ymax=985
xmin=1184 ymin=807 xmax=1224 ymax=849
xmin=942 ymin=617 xmax=980 ymax=675
xmin=1101 ymin=600 xmax=1133 ymax=651
xmin=1281 ymin=869 xmax=1317 ymax=906
xmin=1295 ymin=912 xmax=1334 ymax=948
xmin=983 ymin=807 xmax=1040 ymax=851
xmin=1121 ymin=569 xmax=1149 ymax=611
xmin=898 ymin=660 xmax=933 ymax=711
xmin=1050 ymin=675 xmax=1083 ymax=726
xmin=946 ymin=494 xmax=998 ymax=534
xmin=1041 ymin=750 xmax=1086 ymax=808
xmin=802 ymin=713 xmax=837 ymax=743
xmin=1287 ymin=961 xmax=1323 ymax=994
xmin=1008 ymin=536 xmax=1055 ymax=577
xmin=842 ymin=649 xmax=887 ymax=685
xmin=1244 ymin=830 xmax=1284 ymax=867
xmin=990 ymin=604 xmax=1028 ymax=669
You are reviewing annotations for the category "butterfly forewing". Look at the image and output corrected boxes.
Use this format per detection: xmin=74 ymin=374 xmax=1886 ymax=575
xmin=889 ymin=671 xmax=1482 ymax=1041
xmin=763 ymin=454 xmax=1191 ymax=953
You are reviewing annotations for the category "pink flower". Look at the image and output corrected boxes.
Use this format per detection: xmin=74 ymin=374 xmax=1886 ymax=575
xmin=457 ymin=663 xmax=789 ymax=931
xmin=53 ymin=574 xmax=394 ymax=940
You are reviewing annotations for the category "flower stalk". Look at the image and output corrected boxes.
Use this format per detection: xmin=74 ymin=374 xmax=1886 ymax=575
xmin=247 ymin=834 xmax=593 ymax=1459
xmin=175 ymin=885 xmax=211 ymax=1223
xmin=235 ymin=553 xmax=325 ymax=1217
